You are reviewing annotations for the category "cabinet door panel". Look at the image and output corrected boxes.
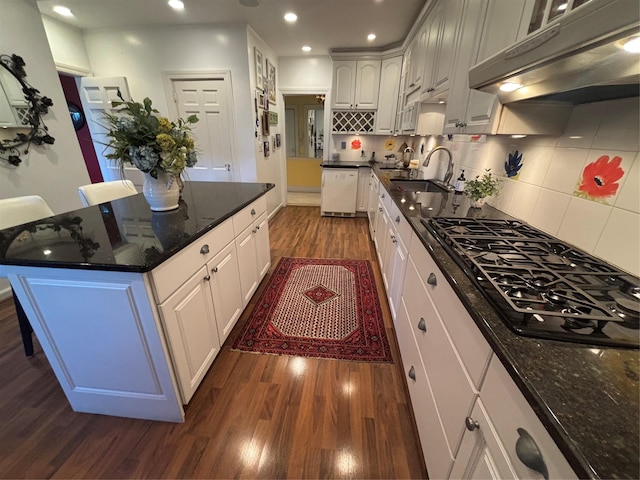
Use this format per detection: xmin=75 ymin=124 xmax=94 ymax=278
xmin=355 ymin=60 xmax=381 ymax=109
xmin=450 ymin=399 xmax=517 ymax=479
xmin=254 ymin=213 xmax=271 ymax=280
xmin=375 ymin=57 xmax=401 ymax=134
xmin=236 ymin=225 xmax=259 ymax=306
xmin=332 ymin=61 xmax=357 ymax=108
xmin=208 ymin=242 xmax=243 ymax=344
xmin=432 ymin=0 xmax=463 ymax=95
xmin=158 ymin=267 xmax=220 ymax=403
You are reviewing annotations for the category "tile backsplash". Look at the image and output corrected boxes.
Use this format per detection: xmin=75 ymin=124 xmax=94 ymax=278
xmin=431 ymin=97 xmax=640 ymax=276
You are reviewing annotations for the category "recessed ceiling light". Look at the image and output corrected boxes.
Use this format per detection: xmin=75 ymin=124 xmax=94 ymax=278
xmin=511 ymin=134 xmax=527 ymax=139
xmin=367 ymin=33 xmax=376 ymax=41
xmin=622 ymin=36 xmax=640 ymax=53
xmin=168 ymin=0 xmax=184 ymax=10
xmin=499 ymin=81 xmax=522 ymax=92
xmin=284 ymin=12 xmax=297 ymax=22
xmin=52 ymin=5 xmax=73 ymax=17
xmin=556 ymin=2 xmax=568 ymax=11
xmin=301 ymin=45 xmax=312 ymax=52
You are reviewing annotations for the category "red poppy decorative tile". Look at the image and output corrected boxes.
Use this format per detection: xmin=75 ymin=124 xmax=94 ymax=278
xmin=573 ymin=150 xmax=632 ymax=204
xmin=351 ymin=139 xmax=361 ymax=150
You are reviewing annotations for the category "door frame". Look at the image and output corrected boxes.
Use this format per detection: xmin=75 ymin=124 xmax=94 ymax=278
xmin=279 ymin=87 xmax=330 ymax=207
xmin=161 ymin=70 xmax=239 ymax=180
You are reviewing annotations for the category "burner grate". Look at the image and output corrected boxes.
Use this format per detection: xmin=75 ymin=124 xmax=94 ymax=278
xmin=424 ymin=217 xmax=639 ymax=348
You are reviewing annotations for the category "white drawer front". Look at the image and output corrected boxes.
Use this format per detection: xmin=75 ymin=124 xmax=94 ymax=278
xmin=396 ymin=298 xmax=454 ymax=480
xmin=151 ymin=218 xmax=235 ymax=303
xmin=232 ymin=196 xmax=267 ymax=236
xmin=409 ymin=238 xmax=492 ymax=389
xmin=388 ymin=200 xmax=413 ymax=248
xmin=482 ymin=356 xmax=577 ymax=480
xmin=403 ymin=256 xmax=477 ymax=456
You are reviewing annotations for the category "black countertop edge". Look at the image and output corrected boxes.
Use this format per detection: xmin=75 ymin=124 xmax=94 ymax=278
xmin=373 ymin=166 xmax=638 ymax=480
xmin=0 ymin=182 xmax=275 ymax=274
xmin=321 ymin=161 xmax=376 ymax=168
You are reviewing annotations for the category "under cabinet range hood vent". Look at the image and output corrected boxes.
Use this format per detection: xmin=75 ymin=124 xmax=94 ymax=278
xmin=469 ymin=0 xmax=640 ymax=105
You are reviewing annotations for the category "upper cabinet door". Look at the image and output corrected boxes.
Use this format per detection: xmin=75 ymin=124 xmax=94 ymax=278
xmin=375 ymin=56 xmax=402 ymax=134
xmin=332 ymin=61 xmax=357 ymax=109
xmin=354 ymin=60 xmax=381 ymax=109
xmin=431 ymin=0 xmax=464 ymax=96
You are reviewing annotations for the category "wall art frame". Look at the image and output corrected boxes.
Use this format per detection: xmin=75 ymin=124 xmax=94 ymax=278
xmin=266 ymin=58 xmax=276 ymax=105
xmin=254 ymin=47 xmax=264 ymax=91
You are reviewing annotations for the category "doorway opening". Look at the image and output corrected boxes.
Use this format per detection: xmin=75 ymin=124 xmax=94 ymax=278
xmin=283 ymin=94 xmax=326 ymax=206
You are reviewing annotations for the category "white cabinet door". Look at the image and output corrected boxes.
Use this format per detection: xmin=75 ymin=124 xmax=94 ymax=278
xmin=236 ymin=223 xmax=259 ymax=306
xmin=158 ymin=266 xmax=220 ymax=403
xmin=431 ymin=0 xmax=464 ymax=96
xmin=332 ymin=60 xmax=381 ymax=110
xmin=450 ymin=398 xmax=517 ymax=480
xmin=373 ymin=199 xmax=389 ymax=268
xmin=388 ymin=234 xmax=408 ymax=322
xmin=375 ymin=56 xmax=402 ymax=134
xmin=254 ymin=212 xmax=271 ymax=280
xmin=332 ymin=61 xmax=357 ymax=109
xmin=421 ymin=5 xmax=443 ymax=96
xmin=367 ymin=172 xmax=379 ymax=239
xmin=407 ymin=28 xmax=427 ymax=92
xmin=381 ymin=221 xmax=395 ymax=293
xmin=207 ymin=241 xmax=243 ymax=345
xmin=356 ymin=167 xmax=371 ymax=212
xmin=354 ymin=60 xmax=381 ymax=109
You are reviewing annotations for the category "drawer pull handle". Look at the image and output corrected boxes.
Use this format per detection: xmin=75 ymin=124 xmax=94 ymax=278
xmin=212 ymin=267 xmax=218 ymax=273
xmin=381 ymin=193 xmax=385 ymax=199
xmin=203 ymin=274 xmax=211 ymax=281
xmin=251 ymin=208 xmax=256 ymax=215
xmin=379 ymin=208 xmax=383 ymax=212
xmin=516 ymin=428 xmax=549 ymax=480
xmin=395 ymin=216 xmax=401 ymax=224
xmin=417 ymin=318 xmax=426 ymax=332
xmin=200 ymin=245 xmax=210 ymax=255
xmin=255 ymin=225 xmax=260 ymax=230
xmin=465 ymin=416 xmax=480 ymax=431
xmin=391 ymin=235 xmax=397 ymax=244
xmin=252 ymin=228 xmax=257 ymax=234
xmin=408 ymin=366 xmax=416 ymax=381
xmin=427 ymin=273 xmax=437 ymax=286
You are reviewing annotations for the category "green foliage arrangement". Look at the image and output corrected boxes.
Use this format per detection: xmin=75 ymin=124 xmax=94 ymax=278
xmin=103 ymin=97 xmax=199 ymax=179
xmin=464 ymin=169 xmax=501 ymax=201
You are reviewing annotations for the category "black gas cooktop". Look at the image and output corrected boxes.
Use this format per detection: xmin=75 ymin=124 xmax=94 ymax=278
xmin=424 ymin=217 xmax=640 ymax=349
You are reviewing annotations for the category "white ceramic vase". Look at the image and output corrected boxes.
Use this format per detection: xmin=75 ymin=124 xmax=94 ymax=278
xmin=470 ymin=197 xmax=486 ymax=209
xmin=143 ymin=171 xmax=180 ymax=211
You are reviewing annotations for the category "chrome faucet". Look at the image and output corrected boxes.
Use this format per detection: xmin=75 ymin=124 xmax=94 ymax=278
xmin=423 ymin=146 xmax=454 ymax=186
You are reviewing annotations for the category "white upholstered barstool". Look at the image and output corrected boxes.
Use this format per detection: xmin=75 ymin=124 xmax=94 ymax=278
xmin=0 ymin=195 xmax=55 ymax=357
xmin=78 ymin=179 xmax=138 ymax=207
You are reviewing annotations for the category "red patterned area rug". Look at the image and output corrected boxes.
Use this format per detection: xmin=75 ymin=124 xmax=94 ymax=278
xmin=232 ymin=257 xmax=392 ymax=362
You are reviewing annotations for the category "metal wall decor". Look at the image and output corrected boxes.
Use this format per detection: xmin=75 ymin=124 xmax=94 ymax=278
xmin=0 ymin=54 xmax=55 ymax=166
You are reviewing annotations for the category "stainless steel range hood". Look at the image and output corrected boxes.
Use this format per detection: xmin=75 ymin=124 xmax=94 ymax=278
xmin=469 ymin=0 xmax=640 ymax=105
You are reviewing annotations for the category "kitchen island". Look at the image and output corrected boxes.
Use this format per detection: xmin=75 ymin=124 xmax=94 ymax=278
xmin=371 ymin=166 xmax=639 ymax=479
xmin=0 ymin=181 xmax=274 ymax=423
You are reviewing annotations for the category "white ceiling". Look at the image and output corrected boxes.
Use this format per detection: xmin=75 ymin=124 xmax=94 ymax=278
xmin=37 ymin=0 xmax=427 ymax=57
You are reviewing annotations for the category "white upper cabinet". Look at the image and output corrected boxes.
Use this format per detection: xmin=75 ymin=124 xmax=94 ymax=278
xmin=405 ymin=28 xmax=428 ymax=94
xmin=375 ymin=56 xmax=402 ymax=134
xmin=332 ymin=60 xmax=381 ymax=110
xmin=444 ymin=0 xmax=544 ymax=134
xmin=429 ymin=0 xmax=464 ymax=99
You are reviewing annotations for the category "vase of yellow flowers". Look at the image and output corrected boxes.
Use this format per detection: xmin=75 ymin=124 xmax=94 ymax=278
xmin=103 ymin=97 xmax=198 ymax=211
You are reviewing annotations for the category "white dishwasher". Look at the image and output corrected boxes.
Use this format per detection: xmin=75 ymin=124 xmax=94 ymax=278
xmin=321 ymin=168 xmax=358 ymax=217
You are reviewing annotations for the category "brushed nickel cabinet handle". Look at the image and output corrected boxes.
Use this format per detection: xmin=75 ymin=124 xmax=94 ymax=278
xmin=417 ymin=318 xmax=426 ymax=332
xmin=465 ymin=417 xmax=480 ymax=431
xmin=427 ymin=273 xmax=437 ymax=286
xmin=408 ymin=366 xmax=416 ymax=381
xmin=251 ymin=208 xmax=256 ymax=215
xmin=200 ymin=245 xmax=210 ymax=254
xmin=203 ymin=274 xmax=211 ymax=281
xmin=212 ymin=267 xmax=218 ymax=273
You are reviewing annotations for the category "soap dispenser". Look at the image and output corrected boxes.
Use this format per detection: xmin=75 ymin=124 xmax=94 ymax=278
xmin=454 ymin=170 xmax=466 ymax=194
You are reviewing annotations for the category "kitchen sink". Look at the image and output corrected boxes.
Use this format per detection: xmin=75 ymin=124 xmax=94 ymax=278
xmin=390 ymin=178 xmax=450 ymax=193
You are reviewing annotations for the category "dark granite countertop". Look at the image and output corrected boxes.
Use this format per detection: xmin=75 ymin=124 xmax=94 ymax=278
xmin=321 ymin=160 xmax=377 ymax=168
xmin=374 ymin=167 xmax=640 ymax=480
xmin=0 ymin=181 xmax=274 ymax=273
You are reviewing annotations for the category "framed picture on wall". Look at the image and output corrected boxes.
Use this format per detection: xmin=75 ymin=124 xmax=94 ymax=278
xmin=266 ymin=58 xmax=276 ymax=104
xmin=258 ymin=91 xmax=266 ymax=110
xmin=264 ymin=141 xmax=270 ymax=157
xmin=261 ymin=110 xmax=270 ymax=136
xmin=276 ymin=133 xmax=281 ymax=148
xmin=254 ymin=48 xmax=264 ymax=90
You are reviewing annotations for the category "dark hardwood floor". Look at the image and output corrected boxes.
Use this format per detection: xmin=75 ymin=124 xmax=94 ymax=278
xmin=0 ymin=206 xmax=427 ymax=479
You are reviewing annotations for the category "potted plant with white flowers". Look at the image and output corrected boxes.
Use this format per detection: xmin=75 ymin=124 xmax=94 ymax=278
xmin=464 ymin=169 xmax=501 ymax=208
xmin=103 ymin=96 xmax=198 ymax=211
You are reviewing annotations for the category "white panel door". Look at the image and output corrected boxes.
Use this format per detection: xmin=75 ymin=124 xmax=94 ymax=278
xmin=207 ymin=241 xmax=243 ymax=345
xmin=171 ymin=78 xmax=235 ymax=182
xmin=78 ymin=77 xmax=142 ymax=184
